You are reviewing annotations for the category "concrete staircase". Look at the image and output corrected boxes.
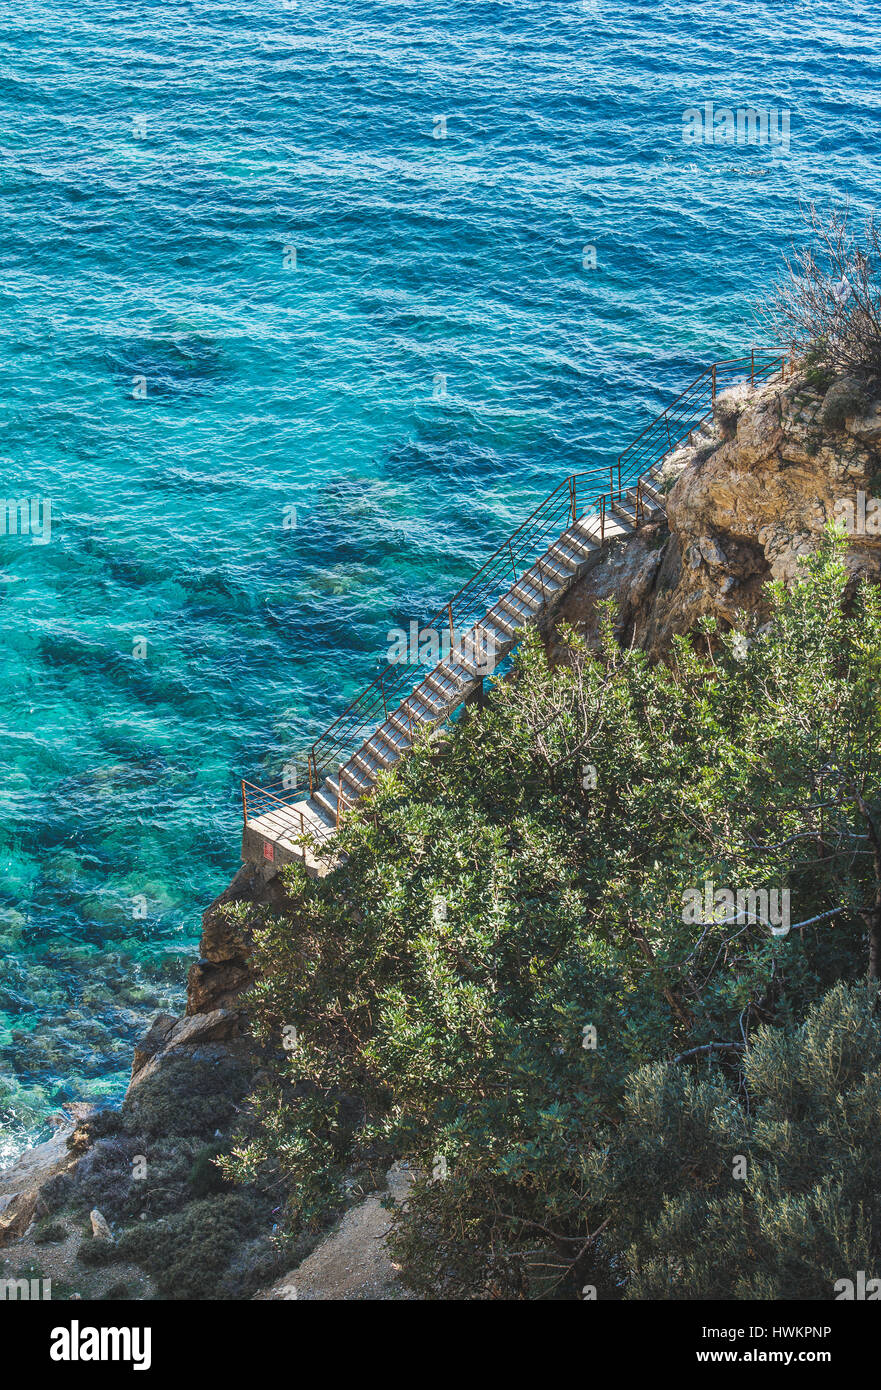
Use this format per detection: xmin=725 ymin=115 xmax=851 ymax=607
xmin=240 ymin=351 xmax=788 ymax=876
xmin=241 ymin=471 xmax=667 ymax=874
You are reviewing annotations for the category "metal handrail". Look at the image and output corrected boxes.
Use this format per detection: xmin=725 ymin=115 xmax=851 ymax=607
xmin=241 ymin=779 xmax=335 ymax=843
xmin=243 ymin=349 xmax=788 ymax=831
xmin=306 ymin=476 xmax=603 ymax=784
xmin=618 ymin=351 xmax=783 ymax=474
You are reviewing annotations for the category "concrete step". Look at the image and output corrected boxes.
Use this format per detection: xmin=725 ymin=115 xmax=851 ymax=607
xmin=479 ymin=614 xmax=514 ymax=645
xmin=624 ymin=486 xmax=664 ymax=520
xmin=578 ymin=510 xmax=630 ymax=541
xmin=425 ymin=670 xmax=458 ymax=702
xmin=497 ymin=596 xmax=534 ymax=628
xmin=314 ymin=783 xmax=340 ymax=820
xmin=550 ymin=537 xmax=589 ymax=568
xmin=412 ymin=683 xmax=445 ymax=716
xmin=533 ymin=554 xmax=569 ymax=584
xmin=498 ymin=588 xmax=535 ymax=618
xmin=371 ymin=723 xmax=408 ymax=756
xmin=364 ymin=733 xmax=400 ymax=767
xmin=567 ymin=521 xmax=599 ymax=551
xmin=351 ymin=749 xmax=383 ymax=779
xmin=388 ymin=705 xmax=425 ymax=738
xmin=486 ymin=607 xmax=517 ymax=637
xmin=341 ymin=761 xmax=374 ymax=795
xmin=611 ymin=499 xmax=638 ymax=527
xmin=510 ymin=580 xmax=543 ymax=609
xmin=447 ymin=648 xmax=484 ymax=679
xmin=637 ymin=477 xmax=666 ymax=506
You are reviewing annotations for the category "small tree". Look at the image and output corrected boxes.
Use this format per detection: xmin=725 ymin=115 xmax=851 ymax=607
xmin=760 ymin=203 xmax=881 ymax=380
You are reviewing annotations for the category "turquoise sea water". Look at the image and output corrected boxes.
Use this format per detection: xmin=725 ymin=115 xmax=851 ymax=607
xmin=1 ymin=0 xmax=879 ymax=1162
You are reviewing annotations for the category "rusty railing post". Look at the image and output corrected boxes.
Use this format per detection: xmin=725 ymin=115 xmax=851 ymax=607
xmin=308 ymin=752 xmax=313 ymax=795
xmin=711 ymin=364 xmax=717 ymax=402
xmin=569 ymin=476 xmax=576 ymax=524
xmin=241 ymin=780 xmax=248 ymax=826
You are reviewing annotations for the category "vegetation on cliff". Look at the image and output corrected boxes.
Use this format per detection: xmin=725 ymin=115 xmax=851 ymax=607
xmin=762 ymin=203 xmax=881 ymax=381
xmin=222 ymin=534 xmax=881 ymax=1298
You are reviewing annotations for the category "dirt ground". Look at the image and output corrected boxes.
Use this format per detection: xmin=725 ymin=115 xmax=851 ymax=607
xmin=255 ymin=1162 xmax=414 ymax=1301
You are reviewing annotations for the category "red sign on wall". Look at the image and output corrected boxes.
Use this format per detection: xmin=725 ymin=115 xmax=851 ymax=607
xmin=263 ymin=840 xmax=275 ymax=862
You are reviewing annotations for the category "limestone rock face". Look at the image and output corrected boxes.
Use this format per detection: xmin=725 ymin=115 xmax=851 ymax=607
xmin=186 ymin=860 xmax=293 ymax=1017
xmin=0 ymin=1113 xmax=82 ymax=1246
xmin=121 ymin=858 xmax=300 ymax=1110
xmin=818 ymin=376 xmax=870 ymax=431
xmin=847 ymin=402 xmax=881 ymax=444
xmin=127 ymin=1008 xmax=242 ymax=1095
xmin=549 ymin=368 xmax=881 ymax=658
xmin=541 ymin=523 xmax=666 ymax=661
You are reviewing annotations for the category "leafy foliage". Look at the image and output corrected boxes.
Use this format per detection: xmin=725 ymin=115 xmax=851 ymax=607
xmin=223 ymin=537 xmax=881 ymax=1298
xmin=591 ymin=980 xmax=881 ymax=1299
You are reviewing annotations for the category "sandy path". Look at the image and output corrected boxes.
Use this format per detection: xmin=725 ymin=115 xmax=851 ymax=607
xmin=257 ymin=1163 xmax=414 ymax=1301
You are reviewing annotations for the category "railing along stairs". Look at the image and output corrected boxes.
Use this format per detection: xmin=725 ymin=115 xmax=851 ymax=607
xmin=241 ymin=349 xmax=787 ymax=872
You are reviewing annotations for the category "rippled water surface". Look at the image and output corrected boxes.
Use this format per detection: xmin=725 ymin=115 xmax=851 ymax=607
xmin=1 ymin=0 xmax=879 ymax=1160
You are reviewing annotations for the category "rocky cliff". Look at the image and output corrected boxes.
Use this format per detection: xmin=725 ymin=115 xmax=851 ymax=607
xmin=145 ymin=365 xmax=881 ymax=1049
xmin=544 ymin=366 xmax=881 ymax=660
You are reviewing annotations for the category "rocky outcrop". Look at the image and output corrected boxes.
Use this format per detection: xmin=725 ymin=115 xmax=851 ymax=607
xmin=126 ymin=1008 xmax=243 ymax=1094
xmin=546 ymin=367 xmax=881 ymax=659
xmin=0 ymin=1113 xmax=83 ymax=1244
xmin=185 ymin=860 xmax=294 ymax=1018
xmin=0 ymin=860 xmax=290 ymax=1287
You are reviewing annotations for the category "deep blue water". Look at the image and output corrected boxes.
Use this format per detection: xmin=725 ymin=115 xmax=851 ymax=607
xmin=1 ymin=0 xmax=879 ymax=1161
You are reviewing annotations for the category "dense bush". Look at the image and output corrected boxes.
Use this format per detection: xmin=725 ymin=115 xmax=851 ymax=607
xmin=587 ymin=980 xmax=881 ymax=1299
xmin=114 ymin=1193 xmax=276 ymax=1300
xmin=45 ymin=1053 xmax=286 ymax=1299
xmin=120 ymin=1055 xmax=252 ymax=1140
xmin=223 ymin=535 xmax=881 ymax=1298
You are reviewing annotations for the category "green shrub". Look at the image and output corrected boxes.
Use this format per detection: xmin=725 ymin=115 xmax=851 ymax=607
xmin=121 ymin=1056 xmax=251 ymax=1140
xmin=115 ymin=1194 xmax=271 ymax=1300
xmin=589 ymin=982 xmax=881 ymax=1299
xmin=33 ymin=1221 xmax=68 ymax=1245
xmin=76 ymin=1237 xmax=117 ymax=1268
xmin=188 ymin=1143 xmax=229 ymax=1197
xmin=224 ymin=535 xmax=881 ymax=1298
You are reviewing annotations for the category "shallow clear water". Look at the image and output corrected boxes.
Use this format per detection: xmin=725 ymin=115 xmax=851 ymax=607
xmin=1 ymin=0 xmax=879 ymax=1162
